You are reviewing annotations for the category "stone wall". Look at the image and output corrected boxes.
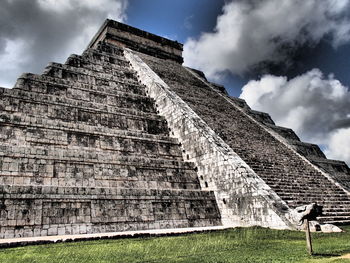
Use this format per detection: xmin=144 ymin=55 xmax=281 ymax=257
xmin=0 ymin=185 xmax=219 ymax=238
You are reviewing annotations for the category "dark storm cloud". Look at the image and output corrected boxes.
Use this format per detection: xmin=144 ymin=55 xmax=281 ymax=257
xmin=0 ymin=0 xmax=127 ymax=88
xmin=331 ymin=118 xmax=350 ymax=130
xmin=184 ymin=0 xmax=350 ymax=79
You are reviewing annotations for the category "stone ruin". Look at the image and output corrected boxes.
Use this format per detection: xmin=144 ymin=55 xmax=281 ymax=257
xmin=0 ymin=19 xmax=350 ymax=239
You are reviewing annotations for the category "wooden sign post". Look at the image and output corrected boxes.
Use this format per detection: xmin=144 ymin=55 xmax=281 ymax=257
xmin=305 ymin=219 xmax=313 ymax=255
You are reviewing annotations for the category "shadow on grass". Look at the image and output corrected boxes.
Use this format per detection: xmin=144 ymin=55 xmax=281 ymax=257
xmin=312 ymin=253 xmax=341 ymax=257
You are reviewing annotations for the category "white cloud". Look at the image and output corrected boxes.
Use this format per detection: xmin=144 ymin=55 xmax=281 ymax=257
xmin=0 ymin=0 xmax=128 ymax=88
xmin=240 ymin=69 xmax=350 ymax=165
xmin=0 ymin=37 xmax=33 ymax=87
xmin=325 ymin=128 xmax=350 ymax=164
xmin=183 ymin=0 xmax=350 ymax=79
xmin=37 ymin=0 xmax=127 ymax=19
xmin=37 ymin=0 xmax=73 ymax=12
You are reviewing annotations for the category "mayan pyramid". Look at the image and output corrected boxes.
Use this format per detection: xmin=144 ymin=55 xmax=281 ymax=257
xmin=1 ymin=19 xmax=350 ymax=239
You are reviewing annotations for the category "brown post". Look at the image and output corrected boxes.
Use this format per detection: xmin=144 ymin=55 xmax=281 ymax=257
xmin=305 ymin=219 xmax=313 ymax=255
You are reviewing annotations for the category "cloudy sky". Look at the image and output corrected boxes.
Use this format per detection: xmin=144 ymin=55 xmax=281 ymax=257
xmin=0 ymin=0 xmax=349 ymax=165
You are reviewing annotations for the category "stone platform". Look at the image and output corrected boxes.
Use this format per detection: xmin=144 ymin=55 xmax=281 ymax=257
xmin=0 ymin=226 xmax=229 ymax=248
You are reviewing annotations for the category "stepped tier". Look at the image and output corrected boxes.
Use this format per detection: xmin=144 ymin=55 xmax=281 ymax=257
xmin=138 ymin=52 xmax=350 ymax=225
xmin=0 ymin=185 xmax=219 ymax=238
xmin=0 ymin=41 xmax=221 ymax=239
xmin=0 ymin=145 xmax=198 ymax=188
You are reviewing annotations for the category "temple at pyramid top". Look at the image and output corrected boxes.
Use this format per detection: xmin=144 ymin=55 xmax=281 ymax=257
xmin=88 ymin=19 xmax=184 ymax=63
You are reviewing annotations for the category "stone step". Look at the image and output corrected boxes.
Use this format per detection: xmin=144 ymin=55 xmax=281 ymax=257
xmin=0 ymin=175 xmax=201 ymax=190
xmin=0 ymin=143 xmax=183 ymax=169
xmin=0 ymin=89 xmax=157 ymax=118
xmin=247 ymin=110 xmax=275 ymax=125
xmin=0 ymin=185 xmax=221 ymax=238
xmin=265 ymin=178 xmax=341 ymax=184
xmin=0 ymin=185 xmax=216 ymax=201
xmin=0 ymin=145 xmax=196 ymax=170
xmin=83 ymin=46 xmax=127 ymax=61
xmin=43 ymin=62 xmax=137 ymax=84
xmin=279 ymin=194 xmax=349 ymax=202
xmin=270 ymin=179 xmax=342 ymax=185
xmin=276 ymin=190 xmax=347 ymax=197
xmin=1 ymin=85 xmax=157 ymax=115
xmin=309 ymin=157 xmax=350 ymax=172
xmin=0 ymin=127 xmax=183 ymax=160
xmin=268 ymin=184 xmax=344 ymax=192
xmin=238 ymin=158 xmax=316 ymax=172
xmin=318 ymin=219 xmax=350 ymax=225
xmin=0 ymin=111 xmax=174 ymax=143
xmin=322 ymin=211 xmax=350 ymax=216
xmin=15 ymin=73 xmax=147 ymax=96
xmin=289 ymin=199 xmax=350 ymax=204
xmin=286 ymin=200 xmax=350 ymax=209
xmin=290 ymin=140 xmax=326 ymax=159
xmin=40 ymin=60 xmax=139 ymax=87
xmin=13 ymin=76 xmax=153 ymax=109
xmin=263 ymin=182 xmax=338 ymax=192
xmin=282 ymin=200 xmax=350 ymax=207
xmin=261 ymin=176 xmax=337 ymax=184
xmin=242 ymin=158 xmax=320 ymax=170
xmin=275 ymin=193 xmax=347 ymax=202
xmin=318 ymin=215 xmax=350 ymax=222
xmin=271 ymin=185 xmax=345 ymax=192
xmin=322 ymin=207 xmax=350 ymax=212
xmin=94 ymin=41 xmax=125 ymax=56
xmin=67 ymin=50 xmax=130 ymax=72
xmin=228 ymin=96 xmax=250 ymax=110
xmin=275 ymin=190 xmax=346 ymax=197
xmin=280 ymin=192 xmax=350 ymax=199
xmin=0 ymin=97 xmax=168 ymax=134
xmin=0 ymin=174 xmax=201 ymax=190
xmin=0 ymin=154 xmax=199 ymax=178
xmin=325 ymin=205 xmax=350 ymax=211
xmin=0 ymin=154 xmax=200 ymax=188
xmin=252 ymin=171 xmax=323 ymax=179
xmin=0 ymin=139 xmax=199 ymax=188
xmin=50 ymin=59 xmax=137 ymax=82
xmin=264 ymin=123 xmax=300 ymax=141
xmin=309 ymin=157 xmax=350 ymax=192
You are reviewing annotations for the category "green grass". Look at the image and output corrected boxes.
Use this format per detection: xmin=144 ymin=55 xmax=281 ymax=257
xmin=1 ymin=226 xmax=350 ymax=263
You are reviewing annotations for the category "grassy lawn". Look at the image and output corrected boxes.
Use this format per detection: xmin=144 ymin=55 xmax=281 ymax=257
xmin=0 ymin=226 xmax=350 ymax=263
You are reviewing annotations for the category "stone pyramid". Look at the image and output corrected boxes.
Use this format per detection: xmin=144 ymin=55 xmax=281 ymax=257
xmin=1 ymin=19 xmax=349 ymax=239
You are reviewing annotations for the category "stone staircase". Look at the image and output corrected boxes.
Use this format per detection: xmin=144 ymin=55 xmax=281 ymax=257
xmin=0 ymin=42 xmax=221 ymax=239
xmin=228 ymin=97 xmax=350 ymax=192
xmin=138 ymin=52 xmax=350 ymax=225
